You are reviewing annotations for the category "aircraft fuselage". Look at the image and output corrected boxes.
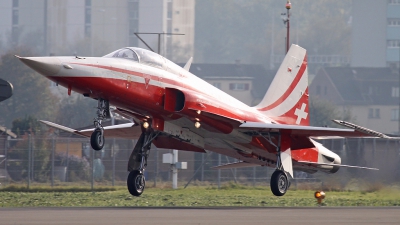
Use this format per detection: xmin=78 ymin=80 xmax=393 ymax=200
xmin=17 ymin=48 xmax=342 ymax=178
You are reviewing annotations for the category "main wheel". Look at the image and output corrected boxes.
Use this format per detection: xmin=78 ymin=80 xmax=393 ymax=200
xmin=270 ymin=170 xmax=289 ymax=196
xmin=127 ymin=170 xmax=145 ymax=196
xmin=90 ymin=128 xmax=104 ymax=151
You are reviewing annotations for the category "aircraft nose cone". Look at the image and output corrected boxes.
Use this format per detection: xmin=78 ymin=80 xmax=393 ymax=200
xmin=16 ymin=56 xmax=61 ymax=76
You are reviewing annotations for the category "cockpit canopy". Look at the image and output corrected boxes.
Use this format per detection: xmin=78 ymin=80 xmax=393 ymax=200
xmin=104 ymin=47 xmax=188 ymax=77
xmin=107 ymin=48 xmax=139 ymax=62
xmin=103 ymin=47 xmax=172 ymax=70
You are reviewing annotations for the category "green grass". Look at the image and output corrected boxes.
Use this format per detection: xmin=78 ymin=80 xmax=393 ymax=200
xmin=0 ymin=185 xmax=118 ymax=192
xmin=1 ymin=183 xmax=400 ymax=207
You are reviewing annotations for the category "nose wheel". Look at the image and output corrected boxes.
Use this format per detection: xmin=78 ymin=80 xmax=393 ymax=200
xmin=90 ymin=128 xmax=104 ymax=151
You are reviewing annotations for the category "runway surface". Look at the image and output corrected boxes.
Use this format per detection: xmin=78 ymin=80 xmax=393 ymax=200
xmin=1 ymin=207 xmax=400 ymax=225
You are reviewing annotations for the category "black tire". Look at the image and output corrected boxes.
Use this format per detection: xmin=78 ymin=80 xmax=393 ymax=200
xmin=90 ymin=129 xmax=104 ymax=151
xmin=127 ymin=170 xmax=145 ymax=196
xmin=270 ymin=170 xmax=289 ymax=196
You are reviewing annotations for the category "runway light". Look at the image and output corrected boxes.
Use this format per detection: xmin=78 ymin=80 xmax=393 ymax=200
xmin=143 ymin=122 xmax=149 ymax=129
xmin=314 ymin=191 xmax=325 ymax=206
xmin=196 ymin=110 xmax=201 ymax=115
xmin=194 ymin=121 xmax=201 ymax=128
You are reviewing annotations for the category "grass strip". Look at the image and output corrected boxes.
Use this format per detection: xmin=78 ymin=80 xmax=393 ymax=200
xmin=0 ymin=185 xmax=117 ymax=192
xmin=1 ymin=185 xmax=400 ymax=207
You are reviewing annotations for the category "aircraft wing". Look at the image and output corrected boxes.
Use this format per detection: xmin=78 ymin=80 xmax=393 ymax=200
xmin=40 ymin=120 xmax=142 ymax=139
xmin=211 ymin=161 xmax=260 ymax=170
xmin=239 ymin=121 xmax=394 ymax=138
xmin=297 ymin=161 xmax=379 ymax=170
xmin=331 ymin=120 xmax=400 ymax=139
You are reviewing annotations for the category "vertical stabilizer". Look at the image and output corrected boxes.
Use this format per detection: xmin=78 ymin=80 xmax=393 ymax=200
xmin=254 ymin=44 xmax=309 ymax=125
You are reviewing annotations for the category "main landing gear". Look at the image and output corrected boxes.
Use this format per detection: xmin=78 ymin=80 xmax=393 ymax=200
xmin=90 ymin=98 xmax=110 ymax=151
xmin=270 ymin=169 xmax=289 ymax=196
xmin=258 ymin=132 xmax=292 ymax=196
xmin=127 ymin=128 xmax=159 ymax=196
xmin=88 ymin=98 xmax=159 ymax=197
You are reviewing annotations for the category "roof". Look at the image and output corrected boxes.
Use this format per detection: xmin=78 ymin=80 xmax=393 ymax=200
xmin=321 ymin=67 xmax=398 ymax=105
xmin=0 ymin=126 xmax=17 ymax=138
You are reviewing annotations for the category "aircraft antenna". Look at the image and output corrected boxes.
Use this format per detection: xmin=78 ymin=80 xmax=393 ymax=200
xmin=134 ymin=32 xmax=184 ymax=55
xmin=281 ymin=0 xmax=291 ymax=54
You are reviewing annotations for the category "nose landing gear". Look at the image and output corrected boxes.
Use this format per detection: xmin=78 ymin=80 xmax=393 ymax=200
xmin=91 ymin=128 xmax=105 ymax=150
xmin=90 ymin=98 xmax=109 ymax=151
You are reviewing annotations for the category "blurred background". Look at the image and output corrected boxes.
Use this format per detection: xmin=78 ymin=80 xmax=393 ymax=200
xmin=0 ymin=0 xmax=399 ymax=190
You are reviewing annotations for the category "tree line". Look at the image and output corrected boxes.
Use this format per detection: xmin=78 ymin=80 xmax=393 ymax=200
xmin=0 ymin=47 xmax=96 ymax=132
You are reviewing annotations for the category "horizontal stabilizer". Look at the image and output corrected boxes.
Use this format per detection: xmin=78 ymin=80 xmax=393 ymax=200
xmin=211 ymin=161 xmax=260 ymax=170
xmin=332 ymin=120 xmax=399 ymax=139
xmin=40 ymin=120 xmax=142 ymax=139
xmin=298 ymin=161 xmax=379 ymax=170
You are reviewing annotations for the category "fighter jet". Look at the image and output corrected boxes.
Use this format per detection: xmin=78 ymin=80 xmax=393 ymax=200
xmin=17 ymin=45 xmax=390 ymax=197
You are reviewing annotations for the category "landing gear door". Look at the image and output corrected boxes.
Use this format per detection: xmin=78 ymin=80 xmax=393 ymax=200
xmin=280 ymin=150 xmax=293 ymax=179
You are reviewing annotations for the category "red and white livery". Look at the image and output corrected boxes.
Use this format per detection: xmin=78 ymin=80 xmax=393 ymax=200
xmin=17 ymin=44 xmax=390 ymax=196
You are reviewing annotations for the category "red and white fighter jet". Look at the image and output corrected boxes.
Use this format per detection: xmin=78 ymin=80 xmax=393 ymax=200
xmin=17 ymin=45 xmax=391 ymax=196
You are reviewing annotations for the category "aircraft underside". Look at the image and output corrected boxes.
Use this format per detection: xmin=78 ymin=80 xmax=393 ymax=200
xmin=85 ymin=96 xmax=328 ymax=197
xmin=42 ymin=76 xmax=334 ymax=197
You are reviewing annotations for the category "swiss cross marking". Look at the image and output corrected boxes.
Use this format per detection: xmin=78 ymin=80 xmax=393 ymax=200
xmin=294 ymin=103 xmax=308 ymax=124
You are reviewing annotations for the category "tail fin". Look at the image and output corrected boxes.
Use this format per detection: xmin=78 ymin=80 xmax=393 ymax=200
xmin=254 ymin=44 xmax=309 ymax=125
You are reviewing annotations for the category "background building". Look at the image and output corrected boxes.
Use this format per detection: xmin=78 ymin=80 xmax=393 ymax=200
xmin=351 ymin=0 xmax=400 ymax=68
xmin=310 ymin=67 xmax=399 ymax=134
xmin=0 ymin=0 xmax=195 ymax=60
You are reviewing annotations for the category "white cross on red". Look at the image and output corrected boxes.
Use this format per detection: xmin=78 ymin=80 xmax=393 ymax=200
xmin=294 ymin=103 xmax=308 ymax=125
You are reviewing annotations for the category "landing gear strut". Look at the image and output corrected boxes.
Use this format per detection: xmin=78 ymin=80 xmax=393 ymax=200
xmin=127 ymin=128 xmax=159 ymax=196
xmin=258 ymin=132 xmax=292 ymax=196
xmin=270 ymin=142 xmax=289 ymax=196
xmin=90 ymin=98 xmax=109 ymax=151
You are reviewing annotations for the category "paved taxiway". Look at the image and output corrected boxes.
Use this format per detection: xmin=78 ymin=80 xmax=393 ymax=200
xmin=1 ymin=207 xmax=399 ymax=225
